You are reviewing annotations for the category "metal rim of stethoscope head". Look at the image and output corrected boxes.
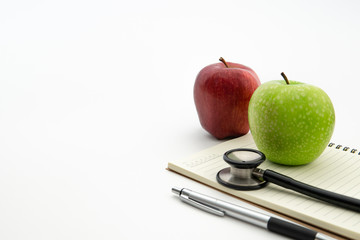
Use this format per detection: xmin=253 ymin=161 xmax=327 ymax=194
xmin=216 ymin=148 xmax=269 ymax=190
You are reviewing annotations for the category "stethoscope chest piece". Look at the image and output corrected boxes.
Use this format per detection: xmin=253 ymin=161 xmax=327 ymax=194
xmin=216 ymin=148 xmax=268 ymax=190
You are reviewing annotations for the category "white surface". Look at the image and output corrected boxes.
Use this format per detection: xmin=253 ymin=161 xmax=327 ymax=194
xmin=1 ymin=0 xmax=360 ymax=239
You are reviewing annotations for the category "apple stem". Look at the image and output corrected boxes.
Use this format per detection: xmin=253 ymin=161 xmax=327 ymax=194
xmin=219 ymin=57 xmax=229 ymax=68
xmin=281 ymin=72 xmax=290 ymax=85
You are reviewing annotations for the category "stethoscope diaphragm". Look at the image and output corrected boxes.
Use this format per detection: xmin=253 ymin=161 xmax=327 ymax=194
xmin=216 ymin=148 xmax=268 ymax=190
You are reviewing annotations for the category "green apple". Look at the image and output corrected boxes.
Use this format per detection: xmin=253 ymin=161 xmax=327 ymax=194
xmin=248 ymin=73 xmax=335 ymax=165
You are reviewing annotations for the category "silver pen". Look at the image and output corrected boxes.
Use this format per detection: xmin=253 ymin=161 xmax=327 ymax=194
xmin=172 ymin=187 xmax=338 ymax=240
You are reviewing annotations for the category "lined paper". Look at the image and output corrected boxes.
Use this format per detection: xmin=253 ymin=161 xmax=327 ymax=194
xmin=168 ymin=133 xmax=360 ymax=239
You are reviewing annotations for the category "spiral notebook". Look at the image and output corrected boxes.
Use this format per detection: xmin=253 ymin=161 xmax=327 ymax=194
xmin=168 ymin=133 xmax=360 ymax=239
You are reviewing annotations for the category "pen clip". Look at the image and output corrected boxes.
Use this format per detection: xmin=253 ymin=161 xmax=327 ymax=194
xmin=180 ymin=196 xmax=225 ymax=217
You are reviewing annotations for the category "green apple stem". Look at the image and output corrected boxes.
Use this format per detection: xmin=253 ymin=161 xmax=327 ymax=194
xmin=281 ymin=72 xmax=290 ymax=85
xmin=219 ymin=57 xmax=229 ymax=68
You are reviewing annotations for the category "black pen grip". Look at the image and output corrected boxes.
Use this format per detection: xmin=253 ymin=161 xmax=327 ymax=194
xmin=267 ymin=217 xmax=316 ymax=240
xmin=263 ymin=169 xmax=360 ymax=212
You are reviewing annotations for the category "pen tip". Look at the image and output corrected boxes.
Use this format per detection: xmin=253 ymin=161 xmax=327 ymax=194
xmin=172 ymin=187 xmax=182 ymax=195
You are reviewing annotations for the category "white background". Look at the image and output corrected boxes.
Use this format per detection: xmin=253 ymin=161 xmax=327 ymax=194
xmin=1 ymin=0 xmax=360 ymax=239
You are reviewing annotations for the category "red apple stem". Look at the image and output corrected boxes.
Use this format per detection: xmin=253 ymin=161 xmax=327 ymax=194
xmin=219 ymin=57 xmax=229 ymax=68
xmin=281 ymin=72 xmax=290 ymax=85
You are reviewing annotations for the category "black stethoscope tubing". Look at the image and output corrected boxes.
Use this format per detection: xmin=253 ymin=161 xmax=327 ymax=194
xmin=259 ymin=168 xmax=360 ymax=212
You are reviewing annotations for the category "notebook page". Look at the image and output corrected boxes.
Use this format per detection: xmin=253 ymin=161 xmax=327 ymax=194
xmin=168 ymin=133 xmax=360 ymax=239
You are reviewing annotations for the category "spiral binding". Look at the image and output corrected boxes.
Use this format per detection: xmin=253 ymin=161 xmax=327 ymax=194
xmin=328 ymin=142 xmax=359 ymax=155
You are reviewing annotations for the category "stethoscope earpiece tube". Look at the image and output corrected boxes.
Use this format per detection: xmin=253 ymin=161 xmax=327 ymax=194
xmin=261 ymin=169 xmax=360 ymax=213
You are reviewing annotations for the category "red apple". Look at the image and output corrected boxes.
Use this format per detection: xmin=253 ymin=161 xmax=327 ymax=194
xmin=194 ymin=57 xmax=261 ymax=139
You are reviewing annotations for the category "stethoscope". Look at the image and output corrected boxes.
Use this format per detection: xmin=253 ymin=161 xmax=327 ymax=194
xmin=216 ymin=148 xmax=360 ymax=213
